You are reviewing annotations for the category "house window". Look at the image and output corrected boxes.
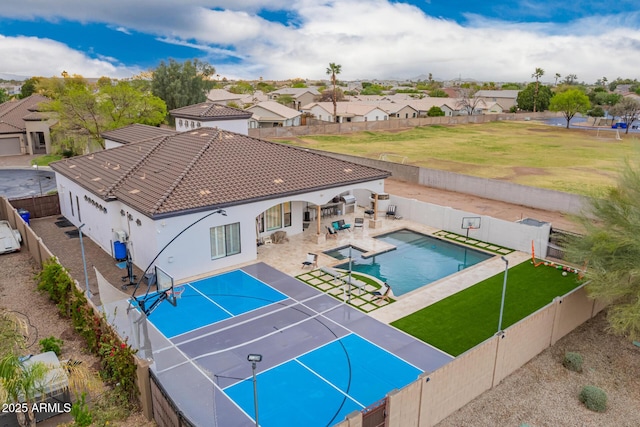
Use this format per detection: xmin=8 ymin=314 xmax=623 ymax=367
xmin=266 ymin=204 xmax=282 ymax=231
xmin=259 ymin=202 xmax=291 ymax=232
xmin=191 ymin=121 xmax=195 ymax=128
xmin=76 ymin=196 xmax=81 ymax=222
xmin=210 ymin=222 xmax=241 ymax=259
xmin=69 ymin=193 xmax=74 ymax=217
xmin=283 ymin=202 xmax=291 ymax=227
xmin=178 ymin=119 xmax=183 ymax=127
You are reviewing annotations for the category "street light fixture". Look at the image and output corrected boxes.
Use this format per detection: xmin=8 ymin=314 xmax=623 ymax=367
xmin=247 ymin=354 xmax=262 ymax=427
xmin=497 ymin=256 xmax=509 ymax=333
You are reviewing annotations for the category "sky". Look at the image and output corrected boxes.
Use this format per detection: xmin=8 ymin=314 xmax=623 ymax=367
xmin=0 ymin=1 xmax=639 ymax=84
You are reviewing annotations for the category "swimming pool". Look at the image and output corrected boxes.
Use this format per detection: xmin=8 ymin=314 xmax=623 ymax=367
xmin=328 ymin=229 xmax=493 ymax=296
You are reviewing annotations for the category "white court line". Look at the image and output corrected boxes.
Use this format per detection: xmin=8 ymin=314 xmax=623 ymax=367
xmin=294 ymin=359 xmax=365 ymax=409
xmin=154 ymin=293 xmax=327 ymax=352
xmin=188 ymin=282 xmax=235 ymax=317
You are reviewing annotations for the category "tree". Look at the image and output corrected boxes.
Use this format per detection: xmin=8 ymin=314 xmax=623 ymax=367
xmin=275 ymin=94 xmax=295 ymax=107
xmin=456 ymin=87 xmax=482 ymax=115
xmin=326 ymin=63 xmax=342 ymax=122
xmin=19 ymin=77 xmax=40 ymax=98
xmin=318 ymin=88 xmax=345 ymax=103
xmin=609 ymin=98 xmax=640 ymax=134
xmin=516 ymin=83 xmax=553 ymax=112
xmin=428 ymin=89 xmax=448 ymax=98
xmin=566 ymin=160 xmax=640 ymax=340
xmin=427 ymin=106 xmax=445 ymax=117
xmin=46 ymin=80 xmax=166 ymax=149
xmin=0 ymin=353 xmax=49 ymax=426
xmin=564 ymin=74 xmax=578 ymax=85
xmin=151 ymin=59 xmax=215 ymax=113
xmin=228 ymin=81 xmax=254 ymax=94
xmin=549 ymin=89 xmax=590 ymax=128
xmin=0 ymin=88 xmax=9 ymax=104
xmin=531 ymin=68 xmax=545 ymax=113
xmin=587 ymin=106 xmax=605 ymax=124
xmin=554 ymin=73 xmax=561 ymax=86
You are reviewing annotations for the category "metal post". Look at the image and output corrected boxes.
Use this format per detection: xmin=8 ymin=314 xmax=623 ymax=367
xmin=247 ymin=354 xmax=262 ymax=427
xmin=32 ymin=164 xmax=43 ymax=196
xmin=78 ymin=224 xmax=91 ymax=298
xmin=497 ymin=256 xmax=508 ymax=333
xmin=251 ymin=361 xmax=259 ymax=427
xmin=347 ymin=246 xmax=353 ymax=303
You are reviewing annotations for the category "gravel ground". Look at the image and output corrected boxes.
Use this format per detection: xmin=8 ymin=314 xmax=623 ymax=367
xmin=437 ymin=312 xmax=640 ymax=427
xmin=0 ymin=250 xmax=154 ymax=426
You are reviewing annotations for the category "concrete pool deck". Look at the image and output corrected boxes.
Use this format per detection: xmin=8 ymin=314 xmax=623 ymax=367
xmin=245 ymin=213 xmax=532 ymax=324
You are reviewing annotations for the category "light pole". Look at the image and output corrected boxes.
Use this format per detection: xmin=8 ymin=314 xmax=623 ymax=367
xmin=32 ymin=164 xmax=43 ymax=196
xmin=497 ymin=256 xmax=508 ymax=333
xmin=247 ymin=354 xmax=262 ymax=427
xmin=78 ymin=223 xmax=91 ymax=298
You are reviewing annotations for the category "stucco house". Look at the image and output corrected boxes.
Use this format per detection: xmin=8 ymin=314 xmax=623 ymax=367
xmin=407 ymin=98 xmax=457 ymax=117
xmin=50 ymin=127 xmax=389 ymax=282
xmin=301 ymin=102 xmax=389 ymax=123
xmin=474 ymin=90 xmax=520 ymax=111
xmin=246 ymin=101 xmax=302 ymax=128
xmin=351 ymin=101 xmax=419 ymax=119
xmin=0 ymin=95 xmax=56 ymax=156
xmin=268 ymin=88 xmax=320 ymax=110
xmin=169 ymin=102 xmax=253 ymax=134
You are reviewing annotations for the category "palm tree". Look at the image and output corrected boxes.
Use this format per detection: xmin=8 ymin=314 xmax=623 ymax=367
xmin=0 ymin=353 xmax=49 ymax=427
xmin=554 ymin=73 xmax=561 ymax=86
xmin=326 ymin=63 xmax=342 ymax=122
xmin=532 ymin=68 xmax=545 ymax=113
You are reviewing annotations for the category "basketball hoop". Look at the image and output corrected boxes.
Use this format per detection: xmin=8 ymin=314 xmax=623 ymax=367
xmin=168 ymin=286 xmax=185 ymax=300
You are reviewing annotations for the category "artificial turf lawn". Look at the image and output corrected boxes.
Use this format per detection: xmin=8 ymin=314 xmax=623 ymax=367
xmin=390 ymin=260 xmax=583 ymax=356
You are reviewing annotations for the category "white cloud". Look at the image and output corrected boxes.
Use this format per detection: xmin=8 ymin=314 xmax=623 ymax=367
xmin=0 ymin=1 xmax=639 ymax=82
xmin=0 ymin=35 xmax=140 ymax=78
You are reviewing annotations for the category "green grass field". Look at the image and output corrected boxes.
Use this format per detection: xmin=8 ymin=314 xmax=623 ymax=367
xmin=275 ymin=121 xmax=640 ymax=196
xmin=390 ymin=260 xmax=583 ymax=356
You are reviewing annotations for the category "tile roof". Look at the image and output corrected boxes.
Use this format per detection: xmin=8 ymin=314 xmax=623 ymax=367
xmin=101 ymin=123 xmax=177 ymax=145
xmin=169 ymin=102 xmax=252 ymax=120
xmin=51 ymin=128 xmax=389 ymax=219
xmin=0 ymin=95 xmax=50 ymax=134
xmin=247 ymin=101 xmax=302 ymax=120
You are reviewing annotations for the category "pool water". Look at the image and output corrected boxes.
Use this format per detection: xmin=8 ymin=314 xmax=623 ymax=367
xmin=329 ymin=229 xmax=493 ymax=296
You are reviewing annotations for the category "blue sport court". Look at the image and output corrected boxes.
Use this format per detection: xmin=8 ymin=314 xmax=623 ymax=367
xmin=116 ymin=263 xmax=453 ymax=427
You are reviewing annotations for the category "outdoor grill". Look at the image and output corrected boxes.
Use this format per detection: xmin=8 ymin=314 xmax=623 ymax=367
xmin=340 ymin=195 xmax=356 ymax=214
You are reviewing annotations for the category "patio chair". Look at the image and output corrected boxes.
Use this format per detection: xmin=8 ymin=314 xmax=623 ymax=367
xmin=301 ymin=253 xmax=318 ymax=269
xmin=332 ymin=220 xmax=351 ymax=232
xmin=372 ymin=283 xmax=392 ymax=302
xmin=326 ymin=226 xmax=338 ymax=238
xmin=386 ymin=205 xmax=402 ymax=220
xmin=386 ymin=205 xmax=397 ymax=218
xmin=354 ymin=217 xmax=364 ymax=229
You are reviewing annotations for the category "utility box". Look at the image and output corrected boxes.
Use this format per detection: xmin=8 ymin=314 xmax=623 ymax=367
xmin=114 ymin=230 xmax=127 ymax=243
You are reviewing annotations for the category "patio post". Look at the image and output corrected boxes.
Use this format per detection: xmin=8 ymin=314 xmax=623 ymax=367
xmin=316 ymin=205 xmax=321 ymax=235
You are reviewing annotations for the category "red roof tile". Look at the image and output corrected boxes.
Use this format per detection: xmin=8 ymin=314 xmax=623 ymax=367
xmin=170 ymin=102 xmax=252 ymax=120
xmin=51 ymin=128 xmax=389 ymax=219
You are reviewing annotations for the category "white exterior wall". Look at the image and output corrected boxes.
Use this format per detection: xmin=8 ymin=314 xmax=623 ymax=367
xmin=175 ymin=118 xmax=249 ymax=135
xmin=305 ymin=105 xmax=333 ymax=122
xmin=55 ymin=171 xmax=385 ymax=283
xmin=361 ymin=108 xmax=388 ymax=122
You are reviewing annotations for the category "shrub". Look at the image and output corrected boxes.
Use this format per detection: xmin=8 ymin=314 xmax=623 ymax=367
xmin=39 ymin=336 xmax=63 ymax=356
xmin=70 ymin=392 xmax=92 ymax=427
xmin=579 ymin=385 xmax=607 ymax=412
xmin=563 ymin=351 xmax=583 ymax=372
